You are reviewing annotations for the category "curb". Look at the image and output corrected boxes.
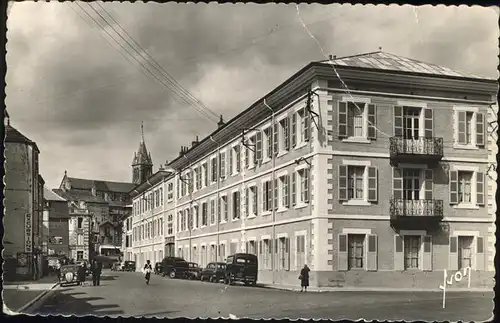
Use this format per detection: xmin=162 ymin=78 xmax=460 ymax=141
xmin=16 ymin=282 xmax=60 ymax=314
xmin=257 ymin=284 xmax=493 ymax=293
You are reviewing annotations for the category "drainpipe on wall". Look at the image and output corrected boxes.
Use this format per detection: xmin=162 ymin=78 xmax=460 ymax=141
xmin=182 ymin=154 xmax=193 ymax=263
xmin=209 ymin=136 xmax=221 ymax=262
xmin=263 ymin=98 xmax=276 ymax=284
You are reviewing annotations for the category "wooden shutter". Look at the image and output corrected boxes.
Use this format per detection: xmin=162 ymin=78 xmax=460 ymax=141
xmin=304 ymin=169 xmax=310 ymax=203
xmin=273 ymin=123 xmax=279 ymax=155
xmin=338 ymin=101 xmax=348 ymax=138
xmin=253 ymin=187 xmax=258 ymax=216
xmin=291 ymin=173 xmax=296 ymax=206
xmin=476 ymin=236 xmax=484 ymax=270
xmin=449 ymin=170 xmax=459 ymax=205
xmin=291 ymin=114 xmax=297 ymax=147
xmin=284 ymin=119 xmax=290 ymax=151
xmin=285 ymin=237 xmax=290 ymax=271
xmin=366 ymin=234 xmax=378 ymax=271
xmin=367 ymin=104 xmax=377 ymax=140
xmin=274 ymin=179 xmax=279 ymax=210
xmin=304 ymin=111 xmax=311 ymax=142
xmin=367 ymin=166 xmax=378 ymax=202
xmin=213 ymin=159 xmax=218 ymax=182
xmin=424 ymin=169 xmax=433 ymax=200
xmin=245 ymin=241 xmax=249 ymax=254
xmin=255 ymin=132 xmax=262 ymax=163
xmin=220 ymin=153 xmax=226 ymax=179
xmin=338 ymin=165 xmax=348 ymax=201
xmin=422 ymin=235 xmax=432 ymax=271
xmin=457 ymin=111 xmax=466 ymax=144
xmin=284 ymin=176 xmax=290 ymax=208
xmin=449 ymin=236 xmax=458 ymax=271
xmin=229 ymin=149 xmax=233 ymax=175
xmin=394 ymin=235 xmax=404 ymax=270
xmin=393 ymin=106 xmax=403 ymax=137
xmin=245 ymin=144 xmax=249 ymax=169
xmin=267 ymin=182 xmax=273 ymax=211
xmin=393 ymin=168 xmax=403 ymax=200
xmin=337 ymin=234 xmax=348 ymax=271
xmin=424 ymin=108 xmax=433 ymax=138
xmin=245 ymin=188 xmax=249 ymax=218
xmin=476 ymin=112 xmax=485 ymax=146
xmin=476 ymin=172 xmax=485 ymax=206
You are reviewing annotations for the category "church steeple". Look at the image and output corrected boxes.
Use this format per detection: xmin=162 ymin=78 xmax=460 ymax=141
xmin=132 ymin=121 xmax=153 ymax=185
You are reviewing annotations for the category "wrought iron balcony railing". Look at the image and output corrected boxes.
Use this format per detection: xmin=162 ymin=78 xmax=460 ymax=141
xmin=389 ymin=137 xmax=444 ymax=158
xmin=390 ymin=199 xmax=444 ymax=219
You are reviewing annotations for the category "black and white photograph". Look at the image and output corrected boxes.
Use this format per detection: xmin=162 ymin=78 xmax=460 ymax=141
xmin=2 ymin=1 xmax=498 ymax=320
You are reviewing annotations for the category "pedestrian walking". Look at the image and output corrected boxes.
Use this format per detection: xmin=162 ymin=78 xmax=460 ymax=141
xmin=299 ymin=264 xmax=310 ymax=292
xmin=144 ymin=260 xmax=152 ymax=285
xmin=78 ymin=262 xmax=87 ymax=286
xmin=91 ymin=259 xmax=103 ymax=286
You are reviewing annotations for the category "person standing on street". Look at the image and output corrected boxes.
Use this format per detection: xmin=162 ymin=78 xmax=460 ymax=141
xmin=144 ymin=260 xmax=152 ymax=285
xmin=78 ymin=262 xmax=87 ymax=286
xmin=299 ymin=264 xmax=310 ymax=292
xmin=91 ymin=259 xmax=103 ymax=286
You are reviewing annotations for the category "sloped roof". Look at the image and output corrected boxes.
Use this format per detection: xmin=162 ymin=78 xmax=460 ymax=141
xmin=53 ymin=188 xmax=108 ymax=204
xmin=318 ymin=51 xmax=487 ymax=80
xmin=67 ymin=177 xmax=135 ymax=193
xmin=44 ymin=187 xmax=66 ymax=201
xmin=5 ymin=124 xmax=40 ymax=152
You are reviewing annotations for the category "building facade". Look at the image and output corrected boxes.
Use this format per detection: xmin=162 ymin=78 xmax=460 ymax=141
xmin=4 ymin=117 xmax=45 ymax=280
xmin=486 ymin=104 xmax=498 ymax=271
xmin=44 ymin=187 xmax=70 ymax=257
xmin=53 ymin=173 xmax=135 ymax=261
xmin=163 ymin=51 xmax=496 ymax=288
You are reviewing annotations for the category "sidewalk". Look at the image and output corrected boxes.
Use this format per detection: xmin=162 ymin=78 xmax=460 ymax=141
xmin=257 ymin=283 xmax=493 ymax=293
xmin=3 ymin=276 xmax=60 ymax=314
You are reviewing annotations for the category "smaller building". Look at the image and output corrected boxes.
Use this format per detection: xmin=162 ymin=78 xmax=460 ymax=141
xmin=44 ymin=187 xmax=70 ymax=258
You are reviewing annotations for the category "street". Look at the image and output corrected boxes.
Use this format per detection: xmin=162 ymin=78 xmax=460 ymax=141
xmin=26 ymin=270 xmax=493 ymax=320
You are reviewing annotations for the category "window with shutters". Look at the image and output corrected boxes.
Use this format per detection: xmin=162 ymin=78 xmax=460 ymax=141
xmin=449 ymin=168 xmax=484 ymax=207
xmin=458 ymin=171 xmax=473 ymax=204
xmin=297 ymin=108 xmax=311 ymax=144
xmin=192 ymin=205 xmax=199 ymax=229
xmin=454 ymin=108 xmax=485 ymax=148
xmin=263 ymin=180 xmax=272 ymax=212
xmin=167 ymin=183 xmax=173 ymax=201
xmin=220 ymin=196 xmax=228 ymax=222
xmin=210 ymin=199 xmax=216 ymax=224
xmin=247 ymin=186 xmax=257 ymax=217
xmin=230 ymin=241 xmax=238 ymax=255
xmin=202 ymin=163 xmax=208 ymax=188
xmin=348 ymin=166 xmax=365 ymax=200
xmin=262 ymin=239 xmax=271 ymax=269
xmin=232 ymin=191 xmax=241 ymax=220
xmin=458 ymin=236 xmax=473 ymax=269
xmin=231 ymin=145 xmax=241 ymax=175
xmin=296 ymin=234 xmax=306 ymax=269
xmin=211 ymin=157 xmax=217 ymax=183
xmin=247 ymin=240 xmax=257 ymax=255
xmin=219 ymin=243 xmax=226 ymax=261
xmin=219 ymin=152 xmax=226 ymax=179
xmin=278 ymin=237 xmax=290 ymax=271
xmin=297 ymin=168 xmax=310 ymax=205
xmin=279 ymin=118 xmax=290 ymax=153
xmin=403 ymin=236 xmax=421 ymax=269
xmin=167 ymin=214 xmax=173 ymax=235
xmin=279 ymin=175 xmax=289 ymax=209
xmin=194 ymin=167 xmax=201 ymax=191
xmin=245 ymin=136 xmax=255 ymax=169
xmin=348 ymin=234 xmax=365 ymax=269
xmin=263 ymin=127 xmax=272 ymax=160
xmin=338 ymin=101 xmax=376 ymax=141
xmin=201 ymin=202 xmax=208 ymax=227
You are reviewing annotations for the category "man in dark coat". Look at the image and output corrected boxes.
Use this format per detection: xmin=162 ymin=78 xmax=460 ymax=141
xmin=91 ymin=259 xmax=103 ymax=286
xmin=300 ymin=264 xmax=310 ymax=292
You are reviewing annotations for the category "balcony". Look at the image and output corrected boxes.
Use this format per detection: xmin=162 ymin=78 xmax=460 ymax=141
xmin=389 ymin=137 xmax=443 ymax=167
xmin=390 ymin=199 xmax=444 ymax=229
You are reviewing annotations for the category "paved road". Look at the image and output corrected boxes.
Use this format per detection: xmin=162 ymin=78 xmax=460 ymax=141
xmin=28 ymin=270 xmax=493 ymax=320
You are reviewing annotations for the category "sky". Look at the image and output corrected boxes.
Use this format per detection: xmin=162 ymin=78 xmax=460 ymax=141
xmin=6 ymin=2 xmax=499 ymax=189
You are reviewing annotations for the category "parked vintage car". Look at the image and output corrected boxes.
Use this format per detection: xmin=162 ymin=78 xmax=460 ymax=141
xmin=185 ymin=262 xmax=202 ymax=280
xmin=161 ymin=257 xmax=189 ymax=279
xmin=154 ymin=262 xmax=163 ymax=275
xmin=224 ymin=253 xmax=258 ymax=286
xmin=200 ymin=262 xmax=226 ymax=283
xmin=59 ymin=264 xmax=82 ymax=287
xmin=122 ymin=261 xmax=136 ymax=272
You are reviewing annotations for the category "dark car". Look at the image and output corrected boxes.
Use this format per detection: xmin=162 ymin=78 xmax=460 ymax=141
xmin=186 ymin=262 xmax=201 ymax=280
xmin=59 ymin=264 xmax=81 ymax=286
xmin=154 ymin=262 xmax=163 ymax=275
xmin=224 ymin=253 xmax=258 ymax=286
xmin=161 ymin=257 xmax=189 ymax=279
xmin=200 ymin=262 xmax=226 ymax=283
xmin=123 ymin=261 xmax=136 ymax=272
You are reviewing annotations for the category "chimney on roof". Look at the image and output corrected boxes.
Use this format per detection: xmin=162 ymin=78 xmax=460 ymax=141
xmin=191 ymin=136 xmax=199 ymax=148
xmin=159 ymin=164 xmax=165 ymax=171
xmin=217 ymin=115 xmax=225 ymax=128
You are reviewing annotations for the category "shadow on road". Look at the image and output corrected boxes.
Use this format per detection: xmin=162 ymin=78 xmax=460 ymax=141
xmin=99 ymin=276 xmax=118 ymax=281
xmin=29 ymin=288 xmax=124 ymax=317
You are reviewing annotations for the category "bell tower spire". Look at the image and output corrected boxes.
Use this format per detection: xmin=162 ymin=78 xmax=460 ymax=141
xmin=132 ymin=122 xmax=153 ymax=185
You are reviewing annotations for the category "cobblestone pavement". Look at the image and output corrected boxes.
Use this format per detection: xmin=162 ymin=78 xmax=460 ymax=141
xmin=28 ymin=271 xmax=493 ymax=321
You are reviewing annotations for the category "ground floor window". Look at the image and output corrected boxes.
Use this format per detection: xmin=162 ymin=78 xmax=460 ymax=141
xmin=230 ymin=242 xmax=237 ymax=255
xmin=77 ymin=251 xmax=83 ymax=261
xmin=219 ymin=244 xmax=226 ymax=262
xmin=296 ymin=235 xmax=305 ymax=270
xmin=348 ymin=234 xmax=365 ymax=270
xmin=458 ymin=236 xmax=473 ymax=269
xmin=404 ymin=236 xmax=420 ymax=269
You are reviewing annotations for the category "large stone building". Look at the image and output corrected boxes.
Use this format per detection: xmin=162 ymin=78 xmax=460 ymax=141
xmin=128 ymin=51 xmax=497 ymax=288
xmin=4 ymin=115 xmax=45 ymax=279
xmin=43 ymin=187 xmax=70 ymax=258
